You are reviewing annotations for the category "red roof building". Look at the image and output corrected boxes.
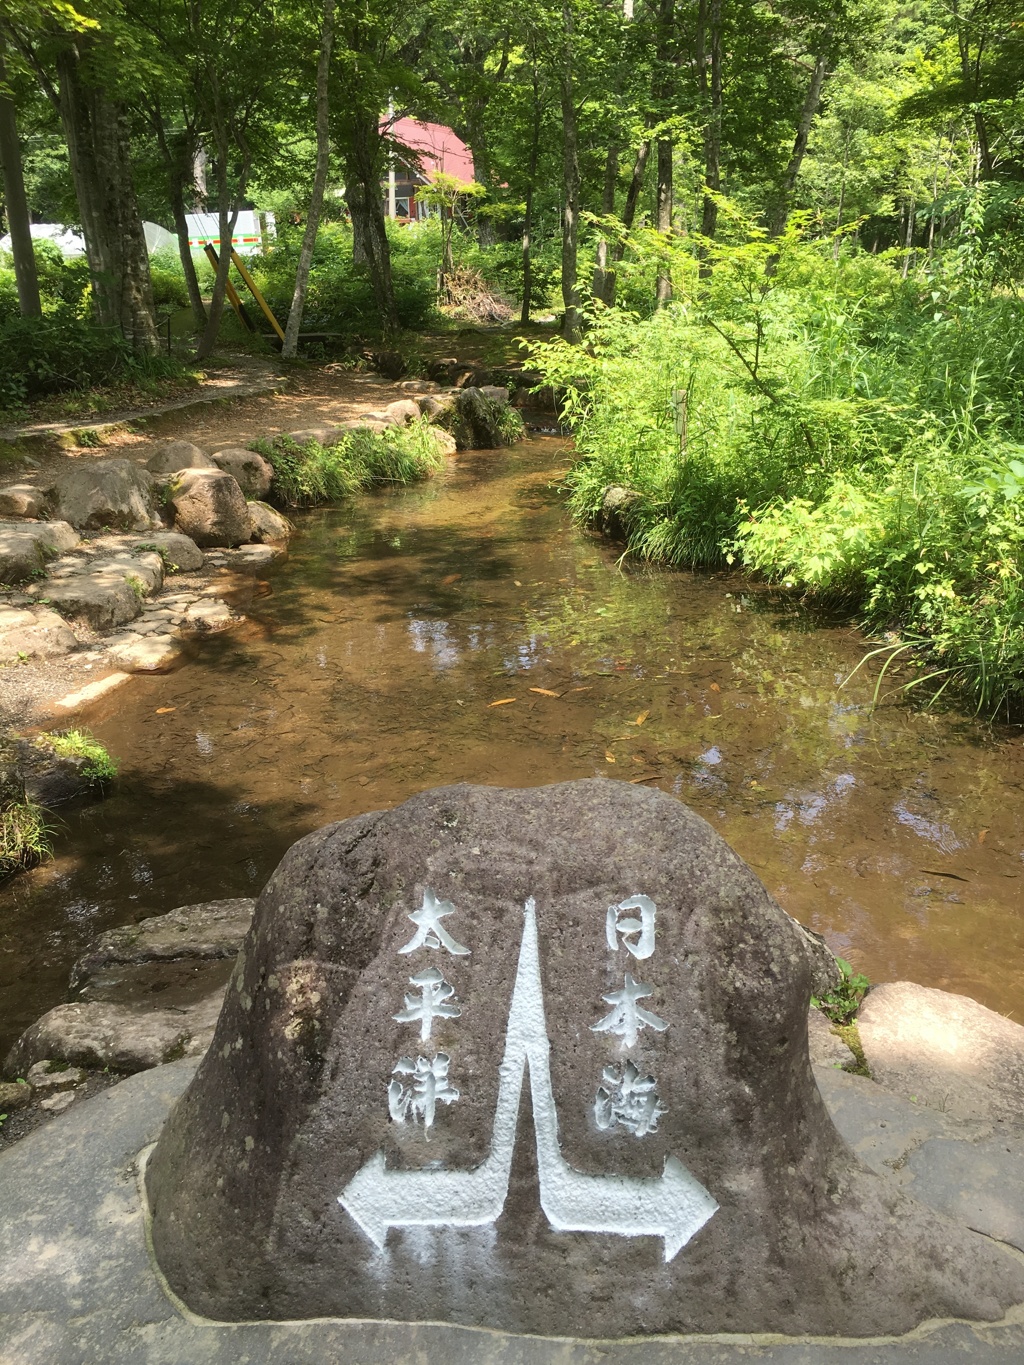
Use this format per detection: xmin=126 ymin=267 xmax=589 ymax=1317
xmin=382 ymin=117 xmax=476 ymax=220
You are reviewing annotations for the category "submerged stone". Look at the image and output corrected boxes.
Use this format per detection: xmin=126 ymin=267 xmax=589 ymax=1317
xmin=145 ymin=780 xmax=1024 ymax=1336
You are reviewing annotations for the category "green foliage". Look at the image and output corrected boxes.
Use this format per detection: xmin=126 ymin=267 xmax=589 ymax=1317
xmin=533 ymin=196 xmax=1024 ymax=715
xmin=812 ymin=958 xmax=871 ymax=1025
xmin=246 ymin=223 xmax=437 ymax=337
xmin=254 ymin=418 xmax=447 ymax=508
xmin=0 ymin=800 xmax=52 ymax=874
xmin=34 ymin=729 xmax=118 ymax=784
xmin=147 ymin=247 xmax=191 ymax=310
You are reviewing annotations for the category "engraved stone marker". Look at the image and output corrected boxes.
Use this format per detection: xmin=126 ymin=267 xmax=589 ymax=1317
xmin=146 ymin=780 xmax=1024 ymax=1336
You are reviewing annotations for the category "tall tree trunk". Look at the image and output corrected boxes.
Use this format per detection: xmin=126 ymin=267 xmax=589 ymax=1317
xmin=591 ymin=143 xmax=619 ymax=303
xmin=655 ymin=138 xmax=673 ymax=307
xmin=282 ymin=0 xmax=334 ymax=359
xmin=153 ymin=114 xmax=206 ymax=330
xmin=953 ymin=0 xmax=994 ymax=178
xmin=698 ymin=0 xmax=722 ymax=248
xmin=521 ymin=54 xmax=541 ymax=325
xmin=654 ymin=0 xmax=675 ymax=308
xmin=344 ymin=110 xmax=398 ymax=337
xmin=169 ymin=170 xmax=206 ymax=331
xmin=195 ymin=135 xmax=241 ymax=361
xmin=560 ymin=4 xmax=582 ymax=344
xmin=0 ymin=46 xmax=41 ymax=317
xmin=603 ymin=137 xmax=650 ymax=306
xmin=901 ymin=197 xmax=916 ymax=278
xmin=55 ymin=38 xmax=157 ymax=349
xmin=767 ymin=38 xmax=831 ymax=237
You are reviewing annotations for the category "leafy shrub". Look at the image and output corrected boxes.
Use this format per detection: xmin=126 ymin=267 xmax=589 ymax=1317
xmin=812 ymin=958 xmax=870 ymax=1025
xmin=531 ymin=196 xmax=1024 ymax=715
xmin=148 ymin=247 xmax=191 ymax=310
xmin=254 ymin=417 xmax=447 ymax=507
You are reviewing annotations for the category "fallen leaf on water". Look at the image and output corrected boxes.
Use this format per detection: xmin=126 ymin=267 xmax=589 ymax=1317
xmin=605 ymin=751 xmax=616 ymax=763
xmin=529 ymin=687 xmax=560 ymax=697
xmin=514 ymin=580 xmax=522 ymax=587
xmin=568 ymin=685 xmax=592 ymax=693
xmin=630 ymin=774 xmax=660 ymax=784
xmin=441 ymin=573 xmax=462 ymax=586
xmin=489 ymin=698 xmax=517 ymax=707
xmin=979 ymin=828 xmax=989 ymax=844
xmin=710 ymin=682 xmax=721 ymax=693
xmin=634 ymin=710 xmax=650 ymax=726
xmin=155 ymin=707 xmax=176 ymax=714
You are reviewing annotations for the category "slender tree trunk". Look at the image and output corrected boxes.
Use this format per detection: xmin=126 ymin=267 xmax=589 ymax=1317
xmin=560 ymin=4 xmax=582 ymax=344
xmin=901 ymin=197 xmax=916 ymax=278
xmin=833 ymin=126 xmax=851 ymax=258
xmin=603 ymin=137 xmax=650 ymax=306
xmin=953 ymin=0 xmax=994 ymax=178
xmin=0 ymin=47 xmax=41 ymax=317
xmin=655 ymin=138 xmax=673 ymax=307
xmin=768 ymin=38 xmax=831 ymax=237
xmin=153 ymin=115 xmax=206 ymax=330
xmin=344 ymin=110 xmax=399 ymax=336
xmin=521 ymin=54 xmax=541 ymax=325
xmin=195 ymin=134 xmax=241 ymax=361
xmin=169 ymin=171 xmax=206 ymax=331
xmin=654 ymin=0 xmax=675 ymax=308
xmin=592 ymin=143 xmax=619 ymax=303
xmin=282 ymin=0 xmax=334 ymax=359
xmin=55 ymin=38 xmax=157 ymax=349
xmin=699 ymin=0 xmax=722 ymax=247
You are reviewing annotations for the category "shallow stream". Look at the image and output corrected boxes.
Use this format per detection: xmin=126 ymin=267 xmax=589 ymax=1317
xmin=2 ymin=435 xmax=1024 ymax=1055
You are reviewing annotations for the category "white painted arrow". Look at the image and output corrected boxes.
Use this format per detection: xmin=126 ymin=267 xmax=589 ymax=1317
xmin=339 ymin=899 xmax=718 ymax=1260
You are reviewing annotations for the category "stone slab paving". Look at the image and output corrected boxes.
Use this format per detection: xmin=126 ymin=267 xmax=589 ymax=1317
xmin=1 ymin=1059 xmax=1023 ymax=1363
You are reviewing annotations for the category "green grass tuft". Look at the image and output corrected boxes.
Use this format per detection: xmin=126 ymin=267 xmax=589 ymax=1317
xmin=35 ymin=729 xmax=118 ymax=784
xmin=254 ymin=418 xmax=447 ymax=509
xmin=0 ymin=800 xmax=52 ymax=873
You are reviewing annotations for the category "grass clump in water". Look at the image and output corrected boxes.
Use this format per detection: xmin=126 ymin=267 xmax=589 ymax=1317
xmin=35 ymin=729 xmax=118 ymax=785
xmin=254 ymin=418 xmax=447 ymax=508
xmin=0 ymin=800 xmax=52 ymax=873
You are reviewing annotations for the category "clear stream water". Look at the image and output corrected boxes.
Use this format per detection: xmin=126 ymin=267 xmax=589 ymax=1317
xmin=2 ymin=435 xmax=1023 ymax=1055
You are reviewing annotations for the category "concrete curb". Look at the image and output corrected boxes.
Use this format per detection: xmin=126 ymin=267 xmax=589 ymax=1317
xmin=1 ymin=1059 xmax=1023 ymax=1363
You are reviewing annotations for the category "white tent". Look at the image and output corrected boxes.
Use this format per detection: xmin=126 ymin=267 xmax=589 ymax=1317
xmin=0 ymin=222 xmax=86 ymax=257
xmin=185 ymin=211 xmax=273 ymax=256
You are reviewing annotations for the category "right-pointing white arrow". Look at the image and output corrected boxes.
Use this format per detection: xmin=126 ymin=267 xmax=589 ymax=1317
xmin=339 ymin=899 xmax=719 ymax=1260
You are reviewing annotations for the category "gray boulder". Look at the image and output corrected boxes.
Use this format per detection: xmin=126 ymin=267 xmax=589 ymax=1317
xmin=440 ymin=387 xmax=514 ymax=450
xmin=145 ymin=780 xmax=1024 ymax=1335
xmin=70 ymin=898 xmax=256 ymax=993
xmin=145 ymin=441 xmax=216 ymax=476
xmin=17 ymin=740 xmax=95 ymax=807
xmin=37 ymin=553 xmax=163 ymax=631
xmin=52 ymin=459 xmax=155 ymax=531
xmin=131 ymin=530 xmax=203 ymax=573
xmin=858 ymin=981 xmax=1024 ymax=1126
xmin=169 ymin=469 xmax=251 ymax=548
xmin=248 ymin=501 xmax=292 ymax=543
xmin=601 ymin=484 xmax=640 ymax=537
xmin=0 ymin=521 xmax=78 ymax=583
xmin=807 ymin=1007 xmax=856 ymax=1069
xmin=211 ymin=448 xmax=274 ymax=499
xmin=383 ymin=399 xmax=422 ymax=426
xmin=0 ymin=606 xmax=77 ymax=662
xmin=4 ymin=992 xmax=226 ymax=1075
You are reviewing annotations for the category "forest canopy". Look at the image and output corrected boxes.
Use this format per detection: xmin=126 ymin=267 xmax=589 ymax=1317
xmin=1 ymin=0 xmax=1024 ymax=712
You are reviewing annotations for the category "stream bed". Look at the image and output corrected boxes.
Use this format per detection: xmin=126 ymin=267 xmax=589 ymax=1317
xmin=2 ymin=434 xmax=1024 ymax=1055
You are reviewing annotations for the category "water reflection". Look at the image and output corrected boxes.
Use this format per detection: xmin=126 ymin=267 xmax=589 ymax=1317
xmin=1 ymin=436 xmax=1023 ymax=1054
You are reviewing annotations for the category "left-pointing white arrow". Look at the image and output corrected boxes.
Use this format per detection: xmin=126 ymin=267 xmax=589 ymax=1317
xmin=339 ymin=900 xmax=718 ymax=1260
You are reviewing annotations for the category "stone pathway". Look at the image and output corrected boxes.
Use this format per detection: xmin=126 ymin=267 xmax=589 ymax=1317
xmin=1 ymin=1059 xmax=1022 ymax=1363
xmin=0 ymin=362 xmax=284 ymax=446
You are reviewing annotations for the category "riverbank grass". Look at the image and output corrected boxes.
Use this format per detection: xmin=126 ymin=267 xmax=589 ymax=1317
xmin=532 ymin=202 xmax=1024 ymax=716
xmin=254 ymin=418 xmax=447 ymax=508
xmin=0 ymin=801 xmax=51 ymax=874
xmin=34 ymin=730 xmax=118 ymax=786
